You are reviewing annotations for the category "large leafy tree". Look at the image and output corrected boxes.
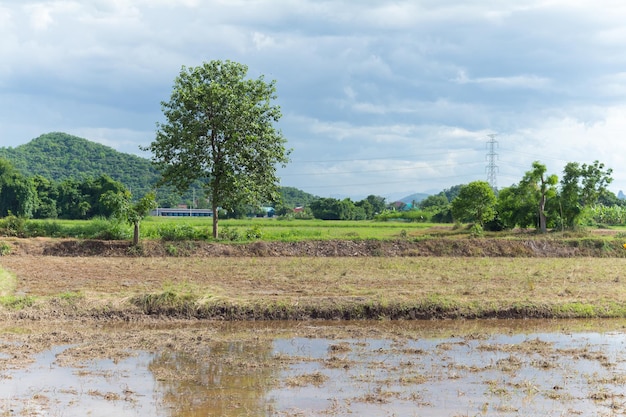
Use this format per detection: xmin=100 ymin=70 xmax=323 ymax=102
xmin=147 ymin=60 xmax=290 ymax=238
xmin=451 ymin=181 xmax=497 ymax=226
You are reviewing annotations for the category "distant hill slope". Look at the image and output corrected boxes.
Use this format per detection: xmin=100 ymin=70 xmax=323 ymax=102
xmin=398 ymin=192 xmax=430 ymax=205
xmin=0 ymin=132 xmax=160 ymax=192
xmin=279 ymin=186 xmax=318 ymax=208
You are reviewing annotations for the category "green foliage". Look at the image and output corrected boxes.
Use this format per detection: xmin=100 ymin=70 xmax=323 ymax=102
xmin=419 ymin=194 xmax=449 ymax=211
xmin=86 ymin=217 xmax=131 ymax=240
xmin=22 ymin=220 xmax=64 ymax=237
xmin=496 ymin=183 xmax=539 ymax=229
xmin=245 ymin=225 xmax=263 ymax=240
xmin=147 ymin=60 xmax=291 ymax=239
xmin=157 ymin=223 xmax=200 ymax=241
xmin=279 ymin=187 xmax=318 ymax=209
xmin=559 ymin=161 xmax=614 ymax=228
xmin=469 ymin=223 xmax=484 ymax=237
xmin=439 ymin=185 xmax=464 ymax=203
xmin=0 ymin=159 xmax=36 ymax=218
xmin=309 ymin=197 xmax=383 ymax=220
xmin=56 ymin=291 xmax=84 ymax=305
xmin=309 ymin=198 xmax=347 ymax=220
xmin=375 ymin=210 xmax=431 ymax=222
xmin=587 ymin=205 xmax=626 ymax=226
xmin=0 ymin=214 xmax=27 ymax=237
xmin=451 ymin=181 xmax=497 ymax=226
xmin=0 ymin=242 xmax=10 ymax=256
xmin=0 ymin=295 xmax=35 ymax=310
xmin=521 ymin=161 xmax=558 ymax=233
xmin=219 ymin=226 xmax=242 ymax=241
xmin=55 ymin=175 xmax=128 ymax=220
xmin=101 ymin=190 xmax=157 ymax=244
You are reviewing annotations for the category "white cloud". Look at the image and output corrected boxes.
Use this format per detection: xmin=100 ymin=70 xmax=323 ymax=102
xmin=3 ymin=0 xmax=626 ymax=198
xmin=25 ymin=3 xmax=54 ymax=31
xmin=453 ymin=70 xmax=551 ymax=89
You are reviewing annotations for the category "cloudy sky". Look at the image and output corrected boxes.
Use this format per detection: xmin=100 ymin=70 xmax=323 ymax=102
xmin=2 ymin=1 xmax=626 ymax=200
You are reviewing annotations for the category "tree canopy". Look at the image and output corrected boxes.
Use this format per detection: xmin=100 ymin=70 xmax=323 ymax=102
xmin=147 ymin=60 xmax=291 ymax=238
xmin=451 ymin=181 xmax=497 ymax=226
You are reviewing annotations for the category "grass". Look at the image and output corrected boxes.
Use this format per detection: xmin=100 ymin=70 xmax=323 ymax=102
xmin=0 ymin=267 xmax=36 ymax=310
xmin=4 ymin=256 xmax=626 ymax=319
xmin=0 ymin=266 xmax=16 ymax=296
xmin=22 ymin=217 xmax=447 ymax=242
xmin=17 ymin=216 xmax=626 ymax=244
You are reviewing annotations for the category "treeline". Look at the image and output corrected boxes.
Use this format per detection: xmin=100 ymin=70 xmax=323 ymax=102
xmin=442 ymin=160 xmax=622 ymax=232
xmin=302 ymin=160 xmax=625 ymax=231
xmin=0 ymin=158 xmax=128 ymax=219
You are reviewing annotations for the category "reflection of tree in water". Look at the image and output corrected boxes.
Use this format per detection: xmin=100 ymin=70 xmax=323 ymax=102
xmin=149 ymin=340 xmax=278 ymax=417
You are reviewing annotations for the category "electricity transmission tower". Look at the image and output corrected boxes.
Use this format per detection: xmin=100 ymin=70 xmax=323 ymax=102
xmin=486 ymin=134 xmax=498 ymax=192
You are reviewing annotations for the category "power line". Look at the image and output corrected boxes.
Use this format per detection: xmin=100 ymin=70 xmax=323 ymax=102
xmin=286 ymin=172 xmax=487 ymax=190
xmin=279 ymin=160 xmax=482 ymax=177
xmin=291 ymin=149 xmax=479 ymax=164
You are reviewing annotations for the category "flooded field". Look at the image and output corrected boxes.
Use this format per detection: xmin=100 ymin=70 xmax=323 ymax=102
xmin=2 ymin=319 xmax=626 ymax=416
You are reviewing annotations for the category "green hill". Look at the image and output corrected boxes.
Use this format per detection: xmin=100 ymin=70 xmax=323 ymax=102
xmin=0 ymin=132 xmax=160 ymax=193
xmin=279 ymin=186 xmax=318 ymax=208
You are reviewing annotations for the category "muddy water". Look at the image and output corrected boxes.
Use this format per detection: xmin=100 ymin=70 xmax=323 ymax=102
xmin=2 ymin=319 xmax=626 ymax=416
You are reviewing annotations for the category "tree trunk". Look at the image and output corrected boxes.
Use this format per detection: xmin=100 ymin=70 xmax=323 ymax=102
xmin=212 ymin=202 xmax=219 ymax=239
xmin=538 ymin=195 xmax=547 ymax=233
xmin=133 ymin=221 xmax=140 ymax=246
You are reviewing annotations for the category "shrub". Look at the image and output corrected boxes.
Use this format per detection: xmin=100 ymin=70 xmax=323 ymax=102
xmin=87 ymin=218 xmax=130 ymax=240
xmin=24 ymin=220 xmax=64 ymax=237
xmin=245 ymin=225 xmax=263 ymax=240
xmin=0 ymin=242 xmax=11 ymax=256
xmin=220 ymin=226 xmax=242 ymax=241
xmin=158 ymin=223 xmax=197 ymax=241
xmin=0 ymin=215 xmax=27 ymax=237
xmin=470 ymin=224 xmax=484 ymax=238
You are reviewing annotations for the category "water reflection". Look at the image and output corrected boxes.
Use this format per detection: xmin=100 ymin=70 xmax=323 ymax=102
xmin=1 ymin=319 xmax=626 ymax=416
xmin=149 ymin=341 xmax=278 ymax=416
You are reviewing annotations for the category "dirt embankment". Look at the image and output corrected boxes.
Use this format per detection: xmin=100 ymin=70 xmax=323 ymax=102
xmin=3 ymin=236 xmax=625 ymax=258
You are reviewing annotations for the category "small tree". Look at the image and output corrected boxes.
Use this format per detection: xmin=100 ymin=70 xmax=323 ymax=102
xmin=101 ymin=191 xmax=157 ymax=245
xmin=451 ymin=181 xmax=497 ymax=227
xmin=520 ymin=161 xmax=558 ymax=233
xmin=146 ymin=60 xmax=290 ymax=238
